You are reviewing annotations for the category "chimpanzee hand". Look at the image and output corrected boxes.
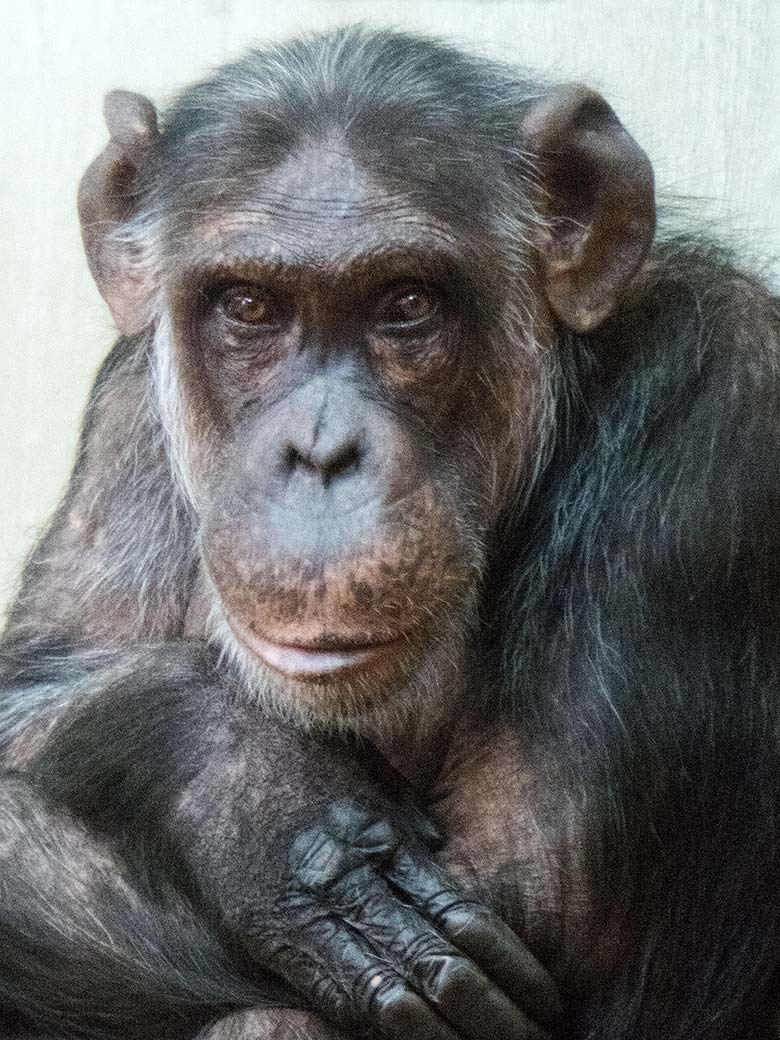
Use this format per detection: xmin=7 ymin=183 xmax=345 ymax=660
xmin=247 ymin=797 xmax=561 ymax=1040
xmin=161 ymin=693 xmax=561 ymax=1040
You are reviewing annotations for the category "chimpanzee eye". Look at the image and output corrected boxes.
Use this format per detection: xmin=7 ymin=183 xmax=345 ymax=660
xmin=217 ymin=284 xmax=282 ymax=327
xmin=375 ymin=285 xmax=441 ymax=332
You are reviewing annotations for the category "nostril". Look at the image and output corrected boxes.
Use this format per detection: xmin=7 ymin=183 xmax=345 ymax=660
xmin=324 ymin=441 xmax=360 ymax=483
xmin=282 ymin=438 xmax=362 ymax=484
xmin=283 ymin=443 xmax=308 ymax=473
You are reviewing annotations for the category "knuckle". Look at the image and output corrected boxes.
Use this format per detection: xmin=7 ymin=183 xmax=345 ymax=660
xmin=389 ymin=846 xmax=433 ymax=887
xmin=420 ymin=954 xmax=487 ymax=1004
xmin=430 ymin=895 xmax=488 ymax=932
xmin=288 ymin=827 xmax=350 ymax=890
xmin=328 ymin=863 xmax=383 ymax=912
xmin=366 ymin=977 xmax=419 ymax=1027
xmin=403 ymin=932 xmax=451 ymax=967
xmin=310 ymin=973 xmax=350 ymax=1016
xmin=327 ymin=801 xmax=400 ymax=861
xmin=327 ymin=798 xmax=373 ymax=833
xmin=354 ymin=818 xmax=398 ymax=859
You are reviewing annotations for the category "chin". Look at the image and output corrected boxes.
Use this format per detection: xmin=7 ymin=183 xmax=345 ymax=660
xmin=205 ymin=598 xmax=476 ymax=740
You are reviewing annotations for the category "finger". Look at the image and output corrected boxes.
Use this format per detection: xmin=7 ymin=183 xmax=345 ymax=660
xmin=273 ymin=923 xmax=463 ymax=1040
xmin=328 ymin=865 xmax=550 ymax=1040
xmin=409 ymin=952 xmax=553 ymax=1040
xmin=324 ymin=799 xmax=441 ymax=860
xmin=387 ymin=849 xmax=562 ymax=1026
xmin=286 ymin=833 xmax=487 ymax=1040
xmin=361 ymin=972 xmax=464 ymax=1040
xmin=288 ymin=828 xmax=553 ymax=1039
xmin=407 ymin=805 xmax=445 ymax=850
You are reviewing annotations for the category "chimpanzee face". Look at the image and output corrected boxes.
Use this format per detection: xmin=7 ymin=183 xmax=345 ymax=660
xmin=80 ymin=45 xmax=654 ymax=729
xmin=158 ymin=138 xmax=539 ymax=725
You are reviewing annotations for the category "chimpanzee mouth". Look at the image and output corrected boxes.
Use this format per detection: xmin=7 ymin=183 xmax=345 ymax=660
xmin=225 ymin=613 xmax=402 ymax=680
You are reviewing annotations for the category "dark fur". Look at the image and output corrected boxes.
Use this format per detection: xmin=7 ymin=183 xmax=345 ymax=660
xmin=2 ymin=26 xmax=780 ymax=1040
xmin=500 ymin=237 xmax=780 ymax=1036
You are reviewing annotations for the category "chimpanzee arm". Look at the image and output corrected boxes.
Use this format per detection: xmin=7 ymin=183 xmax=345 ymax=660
xmin=0 ymin=344 xmax=244 ymax=1038
xmin=0 ymin=641 xmax=558 ymax=1040
xmin=9 ymin=640 xmax=557 ymax=1040
xmin=0 ymin=638 xmax=290 ymax=1039
xmin=0 ymin=773 xmax=273 ymax=1039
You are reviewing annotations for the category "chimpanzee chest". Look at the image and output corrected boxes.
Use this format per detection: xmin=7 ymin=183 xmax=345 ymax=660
xmin=430 ymin=724 xmax=614 ymax=990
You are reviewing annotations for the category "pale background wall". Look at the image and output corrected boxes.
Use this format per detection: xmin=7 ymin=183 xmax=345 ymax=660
xmin=2 ymin=0 xmax=779 ymax=615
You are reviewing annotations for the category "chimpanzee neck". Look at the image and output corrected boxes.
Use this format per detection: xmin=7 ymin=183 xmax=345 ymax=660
xmin=373 ymin=639 xmax=480 ymax=794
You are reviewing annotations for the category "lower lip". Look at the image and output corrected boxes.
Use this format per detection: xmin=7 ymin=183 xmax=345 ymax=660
xmin=226 ymin=617 xmax=393 ymax=679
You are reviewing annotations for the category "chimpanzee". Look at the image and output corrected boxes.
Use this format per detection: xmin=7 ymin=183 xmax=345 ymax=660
xmin=1 ymin=24 xmax=779 ymax=1040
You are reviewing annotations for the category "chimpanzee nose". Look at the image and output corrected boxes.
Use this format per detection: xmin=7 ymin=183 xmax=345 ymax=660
xmin=273 ymin=378 xmax=368 ymax=489
xmin=283 ymin=434 xmax=362 ymax=486
xmin=247 ymin=378 xmax=416 ymax=518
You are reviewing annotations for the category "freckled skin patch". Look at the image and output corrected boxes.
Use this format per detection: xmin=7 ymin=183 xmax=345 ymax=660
xmin=204 ymin=485 xmax=472 ymax=645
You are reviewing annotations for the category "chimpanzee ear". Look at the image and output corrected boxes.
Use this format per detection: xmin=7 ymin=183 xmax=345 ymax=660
xmin=521 ymin=85 xmax=655 ymax=333
xmin=78 ymin=91 xmax=160 ymax=336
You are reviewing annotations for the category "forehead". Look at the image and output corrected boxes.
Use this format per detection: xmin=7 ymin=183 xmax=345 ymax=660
xmin=170 ymin=137 xmax=472 ymax=272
